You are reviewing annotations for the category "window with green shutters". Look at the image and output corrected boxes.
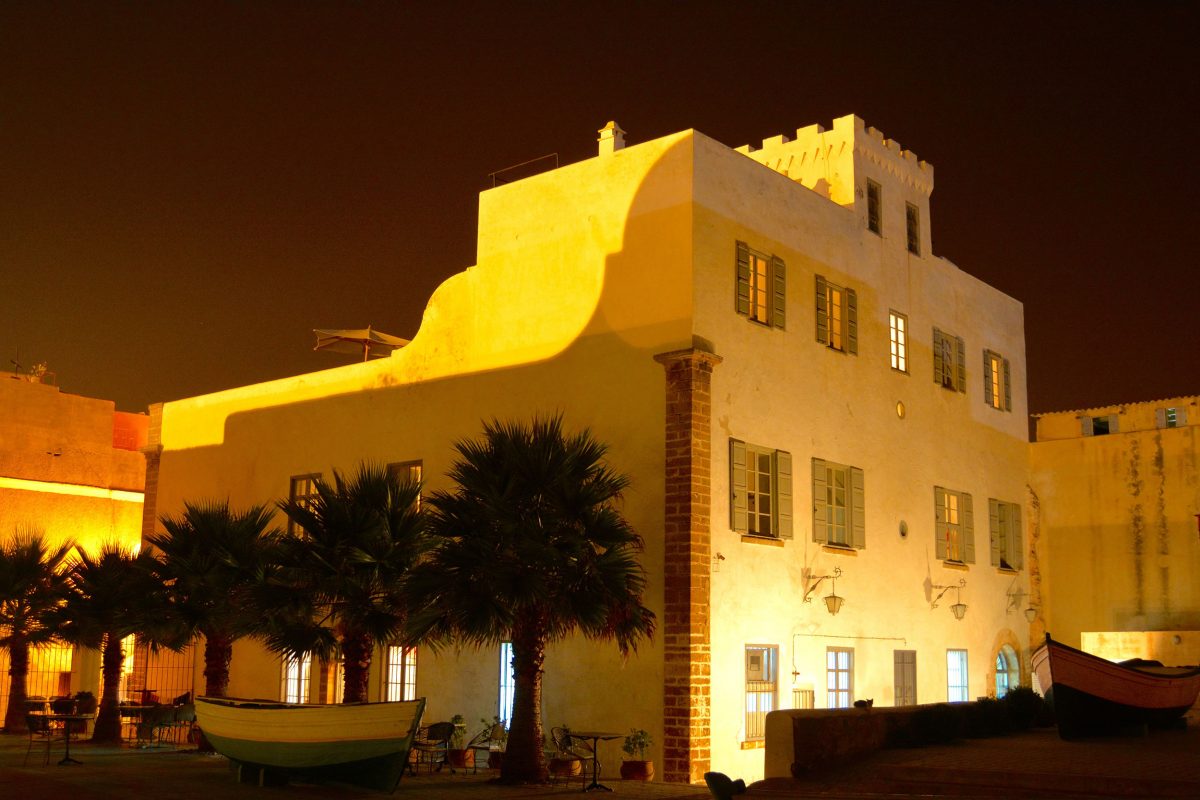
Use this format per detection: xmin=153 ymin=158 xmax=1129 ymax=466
xmin=933 ymin=328 xmax=966 ymax=392
xmin=730 ymin=439 xmax=792 ymax=539
xmin=1156 ymin=407 xmax=1188 ymax=428
xmin=934 ymin=486 xmax=974 ymax=564
xmin=983 ymin=350 xmax=1012 ymax=411
xmin=815 ymin=275 xmax=858 ymax=354
xmin=735 ymin=241 xmax=786 ymax=329
xmin=1080 ymin=414 xmax=1118 ymax=436
xmin=906 ymin=202 xmax=921 ymax=255
xmin=811 ymin=458 xmax=865 ymax=549
xmin=988 ymin=498 xmax=1022 ymax=570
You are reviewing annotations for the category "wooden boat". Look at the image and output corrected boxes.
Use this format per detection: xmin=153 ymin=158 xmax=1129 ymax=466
xmin=1032 ymin=634 xmax=1200 ymax=739
xmin=195 ymin=696 xmax=425 ymax=792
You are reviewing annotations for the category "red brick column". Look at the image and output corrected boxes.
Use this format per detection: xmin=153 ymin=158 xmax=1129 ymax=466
xmin=653 ymin=347 xmax=721 ymax=785
xmin=140 ymin=403 xmax=163 ymax=543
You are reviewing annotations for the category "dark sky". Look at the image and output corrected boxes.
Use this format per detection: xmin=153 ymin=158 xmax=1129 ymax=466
xmin=2 ymin=2 xmax=1197 ymax=415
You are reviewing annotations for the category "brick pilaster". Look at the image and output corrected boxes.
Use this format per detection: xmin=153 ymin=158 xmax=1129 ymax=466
xmin=653 ymin=347 xmax=721 ymax=785
xmin=140 ymin=403 xmax=163 ymax=543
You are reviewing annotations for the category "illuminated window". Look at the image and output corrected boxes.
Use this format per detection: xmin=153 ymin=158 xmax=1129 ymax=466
xmin=1080 ymin=414 xmax=1118 ymax=436
xmin=281 ymin=654 xmax=312 ymax=703
xmin=995 ymin=645 xmax=1019 ymax=698
xmin=933 ymin=328 xmax=966 ymax=392
xmin=1156 ymin=407 xmax=1187 ymax=429
xmin=983 ymin=350 xmax=1011 ymax=410
xmin=866 ymin=180 xmax=882 ymax=235
xmin=384 ymin=645 xmax=417 ymax=701
xmin=947 ymin=649 xmax=969 ymax=702
xmin=906 ymin=203 xmax=921 ymax=255
xmin=889 ymin=311 xmax=908 ymax=372
xmin=935 ymin=486 xmax=974 ymax=564
xmin=894 ymin=650 xmax=917 ymax=706
xmin=826 ymin=647 xmax=854 ymax=708
xmin=735 ymin=241 xmax=786 ymax=329
xmin=744 ymin=645 xmax=777 ymax=741
xmin=497 ymin=643 xmax=515 ymax=725
xmin=815 ymin=275 xmax=857 ymax=354
xmin=812 ymin=458 xmax=865 ymax=549
xmin=988 ymin=499 xmax=1022 ymax=570
xmin=387 ymin=460 xmax=423 ymax=510
xmin=288 ymin=473 xmax=321 ymax=535
xmin=729 ymin=440 xmax=793 ymax=539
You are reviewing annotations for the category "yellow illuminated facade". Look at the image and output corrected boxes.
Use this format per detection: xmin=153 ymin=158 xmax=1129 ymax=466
xmin=150 ymin=116 xmax=1032 ymax=782
xmin=0 ymin=374 xmax=147 ymax=718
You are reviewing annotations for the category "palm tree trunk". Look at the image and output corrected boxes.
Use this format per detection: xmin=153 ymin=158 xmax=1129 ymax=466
xmin=91 ymin=632 xmax=125 ymax=743
xmin=3 ymin=638 xmax=30 ymax=733
xmin=500 ymin=615 xmax=549 ymax=783
xmin=202 ymin=630 xmax=233 ymax=697
xmin=340 ymin=630 xmax=372 ymax=703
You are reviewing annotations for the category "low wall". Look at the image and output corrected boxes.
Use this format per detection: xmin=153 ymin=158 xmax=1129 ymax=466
xmin=764 ymin=706 xmax=900 ymax=778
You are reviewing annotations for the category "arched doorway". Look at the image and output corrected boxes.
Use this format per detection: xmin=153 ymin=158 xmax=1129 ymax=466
xmin=994 ymin=644 xmax=1020 ymax=697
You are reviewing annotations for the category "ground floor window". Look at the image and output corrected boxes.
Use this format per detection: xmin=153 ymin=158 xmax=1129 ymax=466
xmin=498 ymin=643 xmax=515 ymax=725
xmin=995 ymin=644 xmax=1019 ymax=698
xmin=281 ymin=654 xmax=312 ymax=703
xmin=745 ymin=645 xmax=778 ymax=741
xmin=0 ymin=643 xmax=74 ymax=720
xmin=947 ymin=649 xmax=969 ymax=702
xmin=826 ymin=647 xmax=854 ymax=708
xmin=384 ymin=645 xmax=417 ymax=701
xmin=894 ymin=649 xmax=917 ymax=706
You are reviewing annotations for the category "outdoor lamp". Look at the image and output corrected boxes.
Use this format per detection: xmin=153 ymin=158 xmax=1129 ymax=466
xmin=950 ymin=602 xmax=968 ymax=620
xmin=803 ymin=566 xmax=845 ymax=616
xmin=1024 ymin=606 xmax=1038 ymax=623
xmin=931 ymin=578 xmax=967 ymax=620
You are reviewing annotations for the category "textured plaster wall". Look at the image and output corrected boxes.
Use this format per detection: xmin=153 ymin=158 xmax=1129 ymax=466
xmin=1031 ymin=403 xmax=1200 ymax=648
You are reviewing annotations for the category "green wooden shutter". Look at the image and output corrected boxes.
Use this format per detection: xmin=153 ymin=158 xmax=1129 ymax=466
xmin=955 ymin=336 xmax=967 ymax=393
xmin=1156 ymin=408 xmax=1167 ymax=428
xmin=1003 ymin=358 xmax=1012 ymax=411
xmin=983 ymin=351 xmax=994 ymax=408
xmin=730 ymin=439 xmax=748 ymax=532
xmin=934 ymin=487 xmax=948 ymax=560
xmin=1109 ymin=414 xmax=1119 ymax=433
xmin=811 ymin=458 xmax=828 ymax=544
xmin=1080 ymin=416 xmax=1094 ymax=436
xmin=933 ymin=329 xmax=944 ymax=385
xmin=736 ymin=242 xmax=751 ymax=316
xmin=846 ymin=288 xmax=858 ymax=355
xmin=1179 ymin=407 xmax=1190 ymax=426
xmin=1012 ymin=506 xmax=1024 ymax=569
xmin=850 ymin=467 xmax=865 ymax=549
xmin=988 ymin=498 xmax=1002 ymax=566
xmin=962 ymin=493 xmax=975 ymax=563
xmin=775 ymin=450 xmax=793 ymax=539
xmin=815 ymin=276 xmax=828 ymax=344
xmin=771 ymin=256 xmax=786 ymax=330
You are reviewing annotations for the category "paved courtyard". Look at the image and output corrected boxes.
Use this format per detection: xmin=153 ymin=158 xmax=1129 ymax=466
xmin=3 ymin=712 xmax=1198 ymax=799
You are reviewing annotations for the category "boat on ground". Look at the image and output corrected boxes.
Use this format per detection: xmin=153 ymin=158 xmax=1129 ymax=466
xmin=195 ymin=696 xmax=425 ymax=792
xmin=1032 ymin=634 xmax=1200 ymax=739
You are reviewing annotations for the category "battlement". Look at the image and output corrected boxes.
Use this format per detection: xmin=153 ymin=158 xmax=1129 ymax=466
xmin=735 ymin=114 xmax=934 ymax=207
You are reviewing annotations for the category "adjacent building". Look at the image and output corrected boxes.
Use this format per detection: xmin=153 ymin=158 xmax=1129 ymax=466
xmin=147 ymin=114 xmax=1034 ymax=781
xmin=0 ymin=372 xmax=147 ymax=719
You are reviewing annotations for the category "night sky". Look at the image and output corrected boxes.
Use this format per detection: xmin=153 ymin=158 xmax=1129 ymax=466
xmin=2 ymin=2 xmax=1197 ymax=416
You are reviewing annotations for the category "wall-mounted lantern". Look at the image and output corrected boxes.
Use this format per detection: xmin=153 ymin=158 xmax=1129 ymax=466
xmin=803 ymin=566 xmax=844 ymax=616
xmin=931 ymin=578 xmax=967 ymax=620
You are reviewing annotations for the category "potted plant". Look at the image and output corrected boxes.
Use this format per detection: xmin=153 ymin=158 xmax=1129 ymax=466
xmin=445 ymin=714 xmax=474 ymax=770
xmin=620 ymin=728 xmax=654 ymax=781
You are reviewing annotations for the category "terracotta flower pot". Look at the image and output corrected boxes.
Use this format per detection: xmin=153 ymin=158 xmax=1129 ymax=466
xmin=620 ymin=760 xmax=654 ymax=781
xmin=549 ymin=756 xmax=582 ymax=777
xmin=447 ymin=749 xmax=474 ymax=769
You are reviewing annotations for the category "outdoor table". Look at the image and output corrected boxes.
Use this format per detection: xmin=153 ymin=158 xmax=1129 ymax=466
xmin=569 ymin=730 xmax=621 ymax=792
xmin=118 ymin=705 xmax=154 ymax=741
xmin=34 ymin=712 xmax=95 ymax=765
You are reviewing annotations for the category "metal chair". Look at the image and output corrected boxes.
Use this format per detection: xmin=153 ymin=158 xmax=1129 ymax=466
xmin=410 ymin=721 xmax=454 ymax=774
xmin=24 ymin=714 xmax=58 ymax=766
xmin=466 ymin=721 xmax=506 ymax=773
xmin=549 ymin=727 xmax=591 ymax=786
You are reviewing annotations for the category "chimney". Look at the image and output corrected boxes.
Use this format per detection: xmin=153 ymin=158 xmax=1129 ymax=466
xmin=597 ymin=121 xmax=625 ymax=156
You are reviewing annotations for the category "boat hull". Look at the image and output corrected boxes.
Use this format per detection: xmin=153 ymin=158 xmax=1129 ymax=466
xmin=196 ymin=697 xmax=425 ymax=792
xmin=1032 ymin=635 xmax=1200 ymax=739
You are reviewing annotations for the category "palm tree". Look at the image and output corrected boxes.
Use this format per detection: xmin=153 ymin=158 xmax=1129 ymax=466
xmin=55 ymin=543 xmax=179 ymax=744
xmin=148 ymin=501 xmax=279 ymax=698
xmin=406 ymin=416 xmax=655 ymax=784
xmin=0 ymin=530 xmax=73 ymax=734
xmin=265 ymin=462 xmax=427 ymax=703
